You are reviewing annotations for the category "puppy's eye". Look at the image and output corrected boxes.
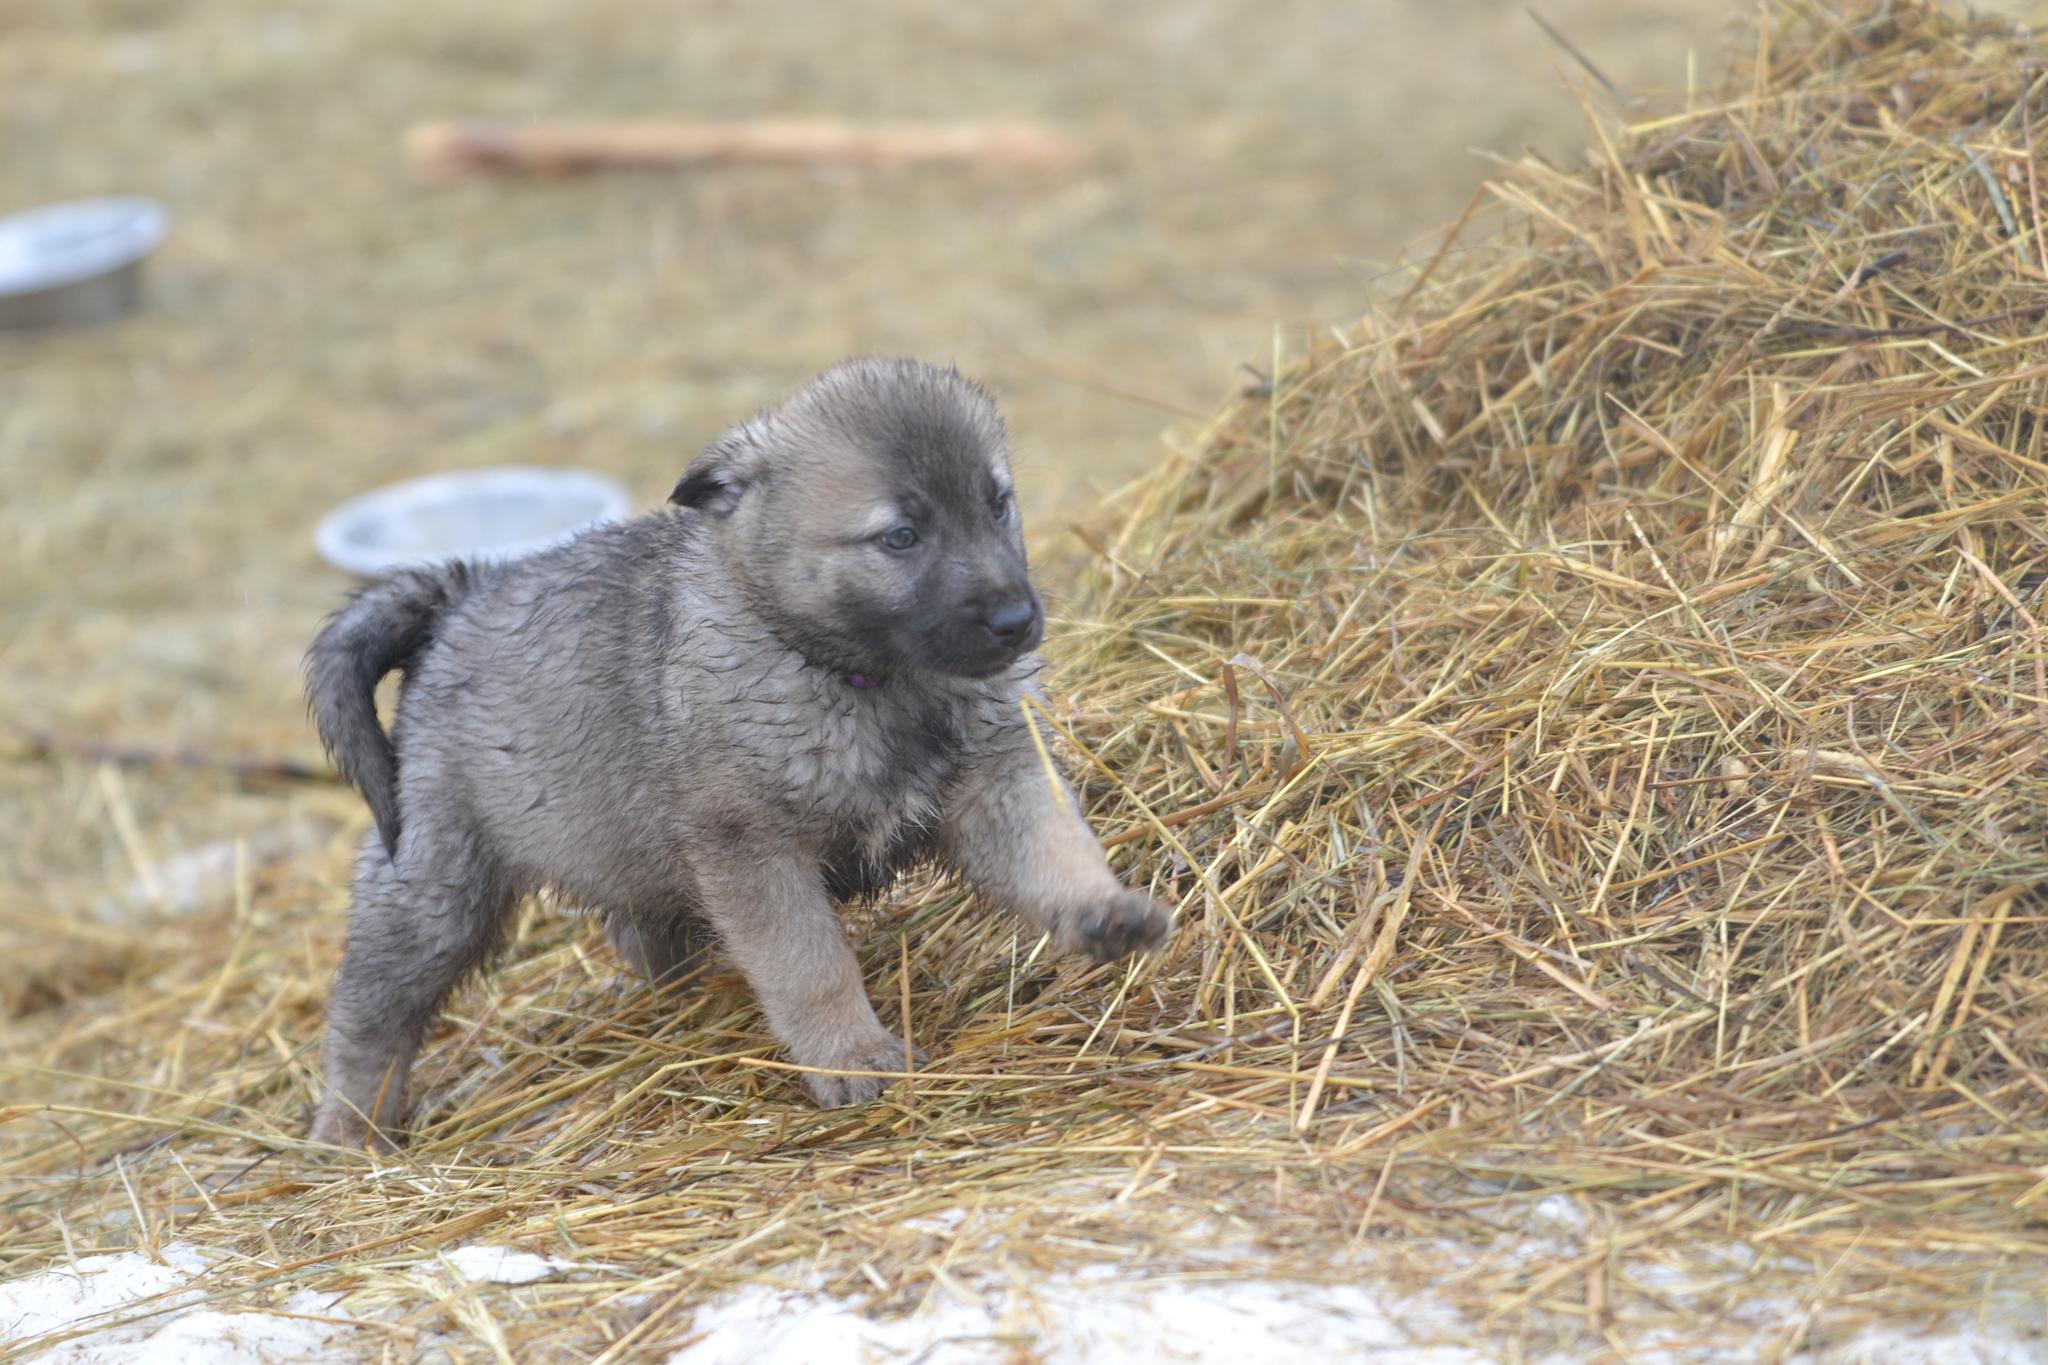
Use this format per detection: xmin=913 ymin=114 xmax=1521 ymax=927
xmin=992 ymin=490 xmax=1014 ymax=522
xmin=879 ymin=526 xmax=919 ymax=552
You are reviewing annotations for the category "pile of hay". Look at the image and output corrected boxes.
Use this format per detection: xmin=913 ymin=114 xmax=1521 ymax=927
xmin=5 ymin=2 xmax=2048 ymax=1358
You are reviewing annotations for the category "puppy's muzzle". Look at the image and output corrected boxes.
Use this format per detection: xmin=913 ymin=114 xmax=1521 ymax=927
xmin=983 ymin=596 xmax=1040 ymax=650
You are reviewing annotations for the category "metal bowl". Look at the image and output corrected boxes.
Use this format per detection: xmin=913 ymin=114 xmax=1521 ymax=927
xmin=0 ymin=197 xmax=169 ymax=331
xmin=314 ymin=466 xmax=636 ymax=577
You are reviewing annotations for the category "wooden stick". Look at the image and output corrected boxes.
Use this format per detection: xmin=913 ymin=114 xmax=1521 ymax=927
xmin=5 ymin=731 xmax=337 ymax=784
xmin=405 ymin=119 xmax=1086 ymax=179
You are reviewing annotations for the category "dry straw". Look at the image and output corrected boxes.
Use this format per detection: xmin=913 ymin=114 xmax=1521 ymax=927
xmin=5 ymin=1 xmax=2048 ymax=1357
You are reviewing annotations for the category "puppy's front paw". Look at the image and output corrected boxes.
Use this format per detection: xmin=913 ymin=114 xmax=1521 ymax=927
xmin=1073 ymin=889 xmax=1173 ymax=962
xmin=798 ymin=1029 xmax=927 ymax=1108
xmin=308 ymin=1097 xmax=401 ymax=1156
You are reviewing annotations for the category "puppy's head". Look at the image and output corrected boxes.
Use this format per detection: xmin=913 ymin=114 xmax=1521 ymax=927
xmin=672 ymin=359 xmax=1042 ymax=680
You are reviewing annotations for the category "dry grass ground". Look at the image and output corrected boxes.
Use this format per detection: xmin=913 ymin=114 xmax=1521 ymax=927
xmin=0 ymin=0 xmax=1742 ymax=779
xmin=0 ymin=0 xmax=1750 ymax=1185
xmin=8 ymin=2 xmax=2048 ymax=1363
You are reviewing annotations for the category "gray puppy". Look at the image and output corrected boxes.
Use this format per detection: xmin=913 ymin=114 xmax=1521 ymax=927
xmin=305 ymin=358 xmax=1171 ymax=1150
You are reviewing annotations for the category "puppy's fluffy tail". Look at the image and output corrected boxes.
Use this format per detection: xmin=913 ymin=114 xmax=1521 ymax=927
xmin=306 ymin=563 xmax=473 ymax=855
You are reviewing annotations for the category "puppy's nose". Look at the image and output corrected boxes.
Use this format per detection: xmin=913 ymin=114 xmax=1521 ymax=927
xmin=984 ymin=597 xmax=1038 ymax=645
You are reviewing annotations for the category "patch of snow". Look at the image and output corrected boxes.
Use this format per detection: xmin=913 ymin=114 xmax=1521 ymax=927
xmin=44 ymin=1295 xmax=358 ymax=1365
xmin=666 ymin=1273 xmax=1490 ymax=1365
xmin=1792 ymin=1325 xmax=2048 ymax=1365
xmin=439 ymin=1245 xmax=576 ymax=1285
xmin=0 ymin=1246 xmax=205 ymax=1344
xmin=6 ymin=1232 xmax=2046 ymax=1365
xmin=0 ymin=1242 xmax=359 ymax=1364
xmin=1523 ymin=1194 xmax=1588 ymax=1236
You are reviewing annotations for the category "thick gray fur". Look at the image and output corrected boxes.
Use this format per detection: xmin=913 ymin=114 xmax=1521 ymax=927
xmin=305 ymin=358 xmax=1171 ymax=1151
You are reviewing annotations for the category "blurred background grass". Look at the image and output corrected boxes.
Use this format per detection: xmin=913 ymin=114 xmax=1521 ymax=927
xmin=0 ymin=0 xmax=2030 ymax=971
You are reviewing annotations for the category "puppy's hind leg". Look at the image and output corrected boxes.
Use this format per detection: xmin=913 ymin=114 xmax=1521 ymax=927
xmin=309 ymin=833 xmax=514 ymax=1153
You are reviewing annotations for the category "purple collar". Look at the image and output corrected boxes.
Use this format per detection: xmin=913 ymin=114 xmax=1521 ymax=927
xmin=842 ymin=672 xmax=880 ymax=690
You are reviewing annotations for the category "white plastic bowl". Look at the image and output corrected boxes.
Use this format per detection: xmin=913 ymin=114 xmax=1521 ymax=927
xmin=314 ymin=466 xmax=636 ymax=577
xmin=0 ymin=197 xmax=169 ymax=330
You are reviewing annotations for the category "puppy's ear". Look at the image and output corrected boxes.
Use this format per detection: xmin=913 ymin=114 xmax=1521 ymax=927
xmin=671 ymin=430 xmax=758 ymax=518
xmin=673 ymin=426 xmax=766 ymax=518
xmin=669 ymin=465 xmax=743 ymax=517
